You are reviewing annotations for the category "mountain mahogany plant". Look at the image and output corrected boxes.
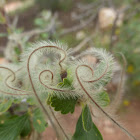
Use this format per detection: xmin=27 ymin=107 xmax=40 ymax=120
xmin=0 ymin=41 xmax=137 ymax=140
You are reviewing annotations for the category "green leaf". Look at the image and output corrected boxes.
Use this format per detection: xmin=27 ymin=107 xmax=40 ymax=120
xmin=20 ymin=118 xmax=31 ymax=137
xmin=82 ymin=105 xmax=92 ymax=131
xmin=72 ymin=105 xmax=103 ymax=140
xmin=0 ymin=114 xmax=30 ymax=140
xmin=32 ymin=108 xmax=48 ymax=133
xmin=96 ymin=91 xmax=110 ymax=107
xmin=48 ymin=96 xmax=77 ymax=114
xmin=0 ymin=99 xmax=13 ymax=113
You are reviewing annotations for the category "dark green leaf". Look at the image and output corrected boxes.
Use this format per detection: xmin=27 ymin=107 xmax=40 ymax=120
xmin=32 ymin=108 xmax=48 ymax=133
xmin=48 ymin=95 xmax=77 ymax=114
xmin=82 ymin=105 xmax=92 ymax=131
xmin=0 ymin=99 xmax=13 ymax=113
xmin=0 ymin=114 xmax=29 ymax=140
xmin=72 ymin=105 xmax=103 ymax=140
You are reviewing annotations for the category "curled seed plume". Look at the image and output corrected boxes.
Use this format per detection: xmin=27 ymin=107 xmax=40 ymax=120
xmin=76 ymin=64 xmax=137 ymax=140
xmin=75 ymin=48 xmax=114 ymax=90
xmin=27 ymin=45 xmax=69 ymax=140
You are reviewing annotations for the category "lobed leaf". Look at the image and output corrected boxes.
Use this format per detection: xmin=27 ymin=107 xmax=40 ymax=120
xmin=48 ymin=95 xmax=77 ymax=114
xmin=0 ymin=114 xmax=30 ymax=140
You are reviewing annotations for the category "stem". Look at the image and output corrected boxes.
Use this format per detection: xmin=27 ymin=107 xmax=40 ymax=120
xmin=49 ymin=107 xmax=70 ymax=140
xmin=76 ymin=65 xmax=137 ymax=140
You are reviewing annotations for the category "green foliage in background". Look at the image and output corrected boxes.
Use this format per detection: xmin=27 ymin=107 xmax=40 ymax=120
xmin=114 ymin=17 xmax=140 ymax=95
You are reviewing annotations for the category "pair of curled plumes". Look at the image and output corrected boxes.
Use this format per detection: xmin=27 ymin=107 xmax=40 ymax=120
xmin=0 ymin=41 xmax=137 ymax=140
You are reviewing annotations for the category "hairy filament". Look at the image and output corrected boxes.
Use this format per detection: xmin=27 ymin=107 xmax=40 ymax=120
xmin=39 ymin=70 xmax=74 ymax=93
xmin=76 ymin=65 xmax=137 ymax=140
xmin=27 ymin=45 xmax=69 ymax=140
xmin=110 ymin=53 xmax=127 ymax=110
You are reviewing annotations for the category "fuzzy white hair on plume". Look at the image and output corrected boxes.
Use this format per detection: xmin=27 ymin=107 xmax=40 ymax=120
xmin=71 ymin=48 xmax=115 ymax=99
xmin=20 ymin=40 xmax=68 ymax=66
